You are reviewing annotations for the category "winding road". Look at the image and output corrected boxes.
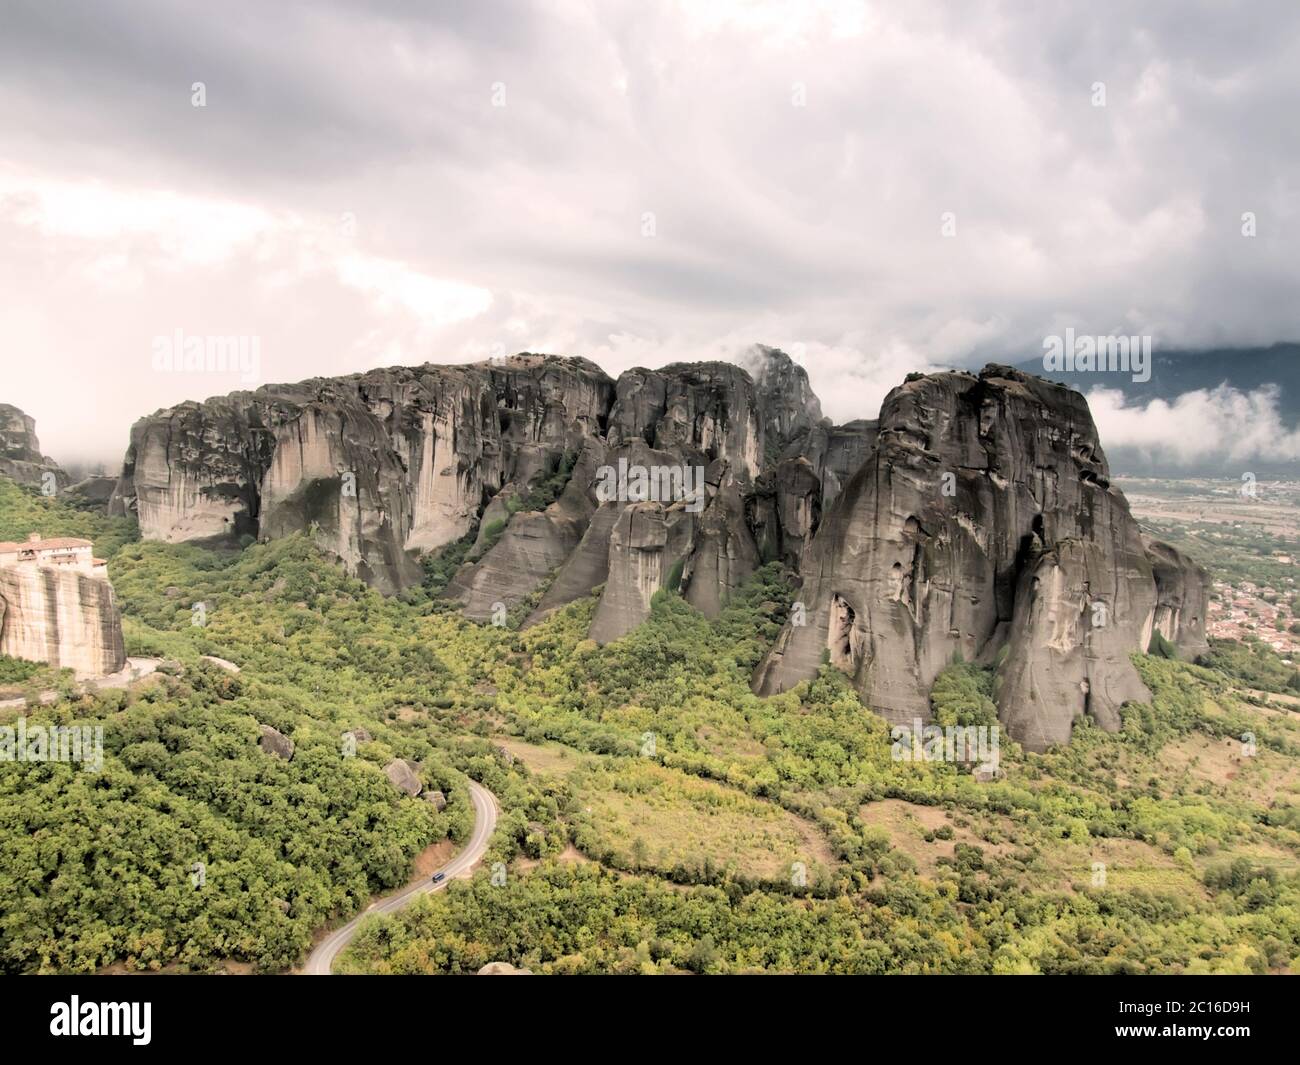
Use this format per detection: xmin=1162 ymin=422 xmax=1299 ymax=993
xmin=305 ymin=779 xmax=498 ymax=975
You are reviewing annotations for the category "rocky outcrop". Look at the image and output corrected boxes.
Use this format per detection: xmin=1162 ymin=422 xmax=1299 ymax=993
xmin=448 ymin=442 xmax=607 ymax=621
xmin=1143 ymin=536 xmax=1210 ymax=657
xmin=606 ymin=362 xmax=764 ymax=485
xmin=753 ymin=365 xmax=1207 ymax=752
xmin=682 ymin=477 xmax=759 ymax=617
xmin=996 ymin=538 xmax=1156 ymax=750
xmin=384 ymin=758 xmax=422 ymax=796
xmin=748 ymin=345 xmax=824 ymax=448
xmin=791 ymin=420 xmax=879 ymax=510
xmin=0 ymin=404 xmax=67 ymax=491
xmin=258 ymin=724 xmax=295 ymax=760
xmin=0 ymin=564 xmax=126 ymax=677
xmin=589 ymin=499 xmax=697 ymax=643
xmin=65 ymin=475 xmax=118 ymax=511
xmin=110 ymin=356 xmax=614 ymax=595
xmin=539 ymin=363 xmax=773 ymax=636
xmin=112 ymin=350 xmax=1208 ymax=750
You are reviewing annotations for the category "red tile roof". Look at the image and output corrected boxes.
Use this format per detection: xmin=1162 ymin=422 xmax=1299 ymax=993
xmin=0 ymin=536 xmax=93 ymax=553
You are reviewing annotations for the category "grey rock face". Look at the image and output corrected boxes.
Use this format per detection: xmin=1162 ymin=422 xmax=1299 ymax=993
xmin=683 ymin=477 xmax=759 ymax=617
xmin=606 ymin=362 xmax=764 ymax=485
xmin=588 ymin=500 xmax=697 ymax=643
xmin=258 ymin=724 xmax=295 ymax=760
xmin=747 ymin=457 xmax=823 ymax=568
xmin=753 ymin=364 xmax=1201 ymax=752
xmin=791 ymin=420 xmax=879 ymax=510
xmin=110 ymin=356 xmax=615 ymax=594
xmin=1143 ymin=536 xmax=1210 ymax=657
xmin=0 ymin=404 xmax=67 ymax=490
xmin=448 ymin=441 xmax=607 ymax=620
xmin=111 ymin=349 xmax=1208 ymax=749
xmin=384 ymin=758 xmax=422 ymax=796
xmin=997 ymin=538 xmax=1156 ymax=750
xmin=748 ymin=345 xmax=824 ymax=448
xmin=65 ymin=475 xmax=119 ymax=511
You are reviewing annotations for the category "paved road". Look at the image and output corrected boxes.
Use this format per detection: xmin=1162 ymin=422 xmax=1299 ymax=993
xmin=304 ymin=779 xmax=498 ymax=975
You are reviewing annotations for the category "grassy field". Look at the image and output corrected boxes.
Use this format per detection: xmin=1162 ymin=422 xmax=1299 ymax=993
xmin=570 ymin=760 xmax=836 ymax=884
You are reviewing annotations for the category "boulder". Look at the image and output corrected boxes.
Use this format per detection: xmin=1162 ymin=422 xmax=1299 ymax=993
xmin=258 ymin=724 xmax=295 ymax=760
xmin=384 ymin=759 xmax=422 ymax=796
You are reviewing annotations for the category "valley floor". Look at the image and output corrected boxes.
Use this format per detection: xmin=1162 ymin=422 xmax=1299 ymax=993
xmin=1 ymin=476 xmax=1298 ymax=975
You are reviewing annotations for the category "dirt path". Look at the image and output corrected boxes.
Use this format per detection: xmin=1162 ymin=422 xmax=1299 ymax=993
xmin=0 ymin=656 xmax=162 ymax=709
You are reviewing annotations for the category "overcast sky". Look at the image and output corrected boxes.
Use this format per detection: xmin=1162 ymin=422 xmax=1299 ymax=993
xmin=2 ymin=0 xmax=1299 ymax=468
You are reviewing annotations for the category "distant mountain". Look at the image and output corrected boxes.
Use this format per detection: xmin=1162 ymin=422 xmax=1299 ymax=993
xmin=1013 ymin=342 xmax=1300 ymax=420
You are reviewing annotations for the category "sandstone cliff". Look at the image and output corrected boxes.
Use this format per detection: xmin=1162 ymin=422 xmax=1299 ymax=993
xmin=0 ymin=564 xmax=126 ymax=677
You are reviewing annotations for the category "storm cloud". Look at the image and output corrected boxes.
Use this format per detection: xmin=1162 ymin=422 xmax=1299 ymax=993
xmin=2 ymin=0 xmax=1298 ymax=465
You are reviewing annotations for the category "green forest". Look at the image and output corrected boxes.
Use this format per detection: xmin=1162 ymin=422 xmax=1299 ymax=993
xmin=1 ymin=476 xmax=1298 ymax=974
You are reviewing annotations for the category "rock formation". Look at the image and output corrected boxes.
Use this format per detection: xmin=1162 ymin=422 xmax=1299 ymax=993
xmin=1143 ymin=536 xmax=1210 ymax=657
xmin=111 ymin=350 xmax=1209 ymax=750
xmin=753 ymin=365 xmax=1208 ymax=751
xmin=0 ymin=404 xmax=67 ymax=491
xmin=65 ymin=475 xmax=119 ymax=512
xmin=110 ymin=356 xmax=613 ymax=596
xmin=384 ymin=758 xmax=422 ymax=796
xmin=0 ymin=536 xmax=125 ymax=677
xmin=258 ymin=724 xmax=295 ymax=760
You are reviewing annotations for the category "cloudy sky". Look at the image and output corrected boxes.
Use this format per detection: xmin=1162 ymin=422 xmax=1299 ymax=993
xmin=2 ymin=0 xmax=1299 ymax=468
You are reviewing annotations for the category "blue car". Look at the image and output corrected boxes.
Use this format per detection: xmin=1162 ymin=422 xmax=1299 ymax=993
xmin=431 ymin=872 xmax=446 ymax=883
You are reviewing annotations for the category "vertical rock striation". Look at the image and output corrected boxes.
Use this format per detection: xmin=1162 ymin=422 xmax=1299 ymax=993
xmin=753 ymin=364 xmax=1208 ymax=750
xmin=110 ymin=356 xmax=615 ymax=596
xmin=0 ymin=564 xmax=126 ymax=677
xmin=109 ymin=350 xmax=1208 ymax=749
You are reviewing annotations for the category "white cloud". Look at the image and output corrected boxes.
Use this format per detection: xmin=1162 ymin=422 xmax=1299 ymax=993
xmin=0 ymin=0 xmax=1298 ymax=466
xmin=1087 ymin=384 xmax=1300 ymax=465
xmin=334 ymin=253 xmax=492 ymax=331
xmin=0 ymin=170 xmax=275 ymax=267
